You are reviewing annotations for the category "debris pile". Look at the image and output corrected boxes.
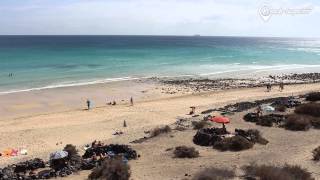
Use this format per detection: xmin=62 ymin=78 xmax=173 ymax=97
xmin=83 ymin=144 xmax=138 ymax=160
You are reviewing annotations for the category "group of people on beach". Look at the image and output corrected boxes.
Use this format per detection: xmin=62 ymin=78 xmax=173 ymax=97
xmin=266 ymin=82 xmax=285 ymax=92
xmin=86 ymin=97 xmax=134 ymax=110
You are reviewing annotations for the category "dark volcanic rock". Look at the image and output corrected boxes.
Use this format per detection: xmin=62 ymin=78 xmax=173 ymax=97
xmin=83 ymin=144 xmax=137 ymax=160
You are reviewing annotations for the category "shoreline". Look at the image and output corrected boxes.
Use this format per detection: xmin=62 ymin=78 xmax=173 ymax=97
xmin=1 ymin=71 xmax=320 ymax=96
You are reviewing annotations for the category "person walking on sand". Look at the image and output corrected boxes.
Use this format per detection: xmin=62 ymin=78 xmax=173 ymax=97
xmin=86 ymin=99 xmax=91 ymax=110
xmin=130 ymin=97 xmax=134 ymax=106
xmin=279 ymin=82 xmax=284 ymax=92
xmin=266 ymin=83 xmax=272 ymax=92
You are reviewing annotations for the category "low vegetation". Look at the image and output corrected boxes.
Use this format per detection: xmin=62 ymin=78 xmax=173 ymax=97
xmin=245 ymin=129 xmax=269 ymax=145
xmin=63 ymin=144 xmax=78 ymax=157
xmin=275 ymin=105 xmax=287 ymax=112
xmin=284 ymin=114 xmax=312 ymax=131
xmin=213 ymin=136 xmax=253 ymax=151
xmin=257 ymin=116 xmax=274 ymax=127
xmin=192 ymin=167 xmax=235 ymax=180
xmin=311 ymin=118 xmax=320 ymax=129
xmin=306 ymin=92 xmax=320 ymax=102
xmin=150 ymin=125 xmax=172 ymax=137
xmin=243 ymin=164 xmax=314 ymax=180
xmin=174 ymin=126 xmax=187 ymax=131
xmin=173 ymin=146 xmax=199 ymax=158
xmin=88 ymin=157 xmax=131 ymax=180
xmin=192 ymin=120 xmax=211 ymax=130
xmin=312 ymin=146 xmax=320 ymax=161
xmin=295 ymin=103 xmax=320 ymax=117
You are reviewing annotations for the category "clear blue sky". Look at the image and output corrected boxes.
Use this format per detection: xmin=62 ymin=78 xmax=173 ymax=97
xmin=0 ymin=0 xmax=319 ymax=37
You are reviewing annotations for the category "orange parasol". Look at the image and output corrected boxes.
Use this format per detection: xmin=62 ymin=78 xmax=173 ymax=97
xmin=210 ymin=116 xmax=230 ymax=129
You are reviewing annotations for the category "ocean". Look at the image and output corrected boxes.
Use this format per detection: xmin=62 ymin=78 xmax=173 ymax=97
xmin=0 ymin=35 xmax=320 ymax=94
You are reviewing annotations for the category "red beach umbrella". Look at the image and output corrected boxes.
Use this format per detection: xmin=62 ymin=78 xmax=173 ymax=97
xmin=210 ymin=116 xmax=230 ymax=129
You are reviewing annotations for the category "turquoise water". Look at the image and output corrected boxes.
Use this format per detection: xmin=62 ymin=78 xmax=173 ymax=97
xmin=0 ymin=36 xmax=320 ymax=94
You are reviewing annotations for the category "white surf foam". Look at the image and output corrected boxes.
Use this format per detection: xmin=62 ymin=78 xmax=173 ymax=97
xmin=0 ymin=76 xmax=142 ymax=95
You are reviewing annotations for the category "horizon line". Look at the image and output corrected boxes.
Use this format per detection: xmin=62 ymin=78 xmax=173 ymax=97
xmin=0 ymin=34 xmax=318 ymax=39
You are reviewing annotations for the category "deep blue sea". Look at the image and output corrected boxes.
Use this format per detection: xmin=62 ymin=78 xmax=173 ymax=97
xmin=0 ymin=36 xmax=320 ymax=94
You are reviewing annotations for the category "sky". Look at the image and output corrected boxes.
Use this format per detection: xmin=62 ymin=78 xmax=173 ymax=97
xmin=0 ymin=0 xmax=319 ymax=37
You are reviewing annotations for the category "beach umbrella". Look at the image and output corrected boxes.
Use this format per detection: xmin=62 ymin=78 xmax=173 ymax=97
xmin=50 ymin=150 xmax=68 ymax=160
xmin=210 ymin=116 xmax=230 ymax=129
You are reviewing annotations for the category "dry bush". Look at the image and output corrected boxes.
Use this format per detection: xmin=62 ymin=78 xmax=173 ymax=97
xmin=282 ymin=164 xmax=314 ymax=180
xmin=63 ymin=144 xmax=82 ymax=170
xmin=63 ymin=144 xmax=78 ymax=157
xmin=174 ymin=126 xmax=187 ymax=131
xmin=246 ymin=129 xmax=269 ymax=145
xmin=312 ymin=146 xmax=320 ymax=161
xmin=213 ymin=136 xmax=253 ymax=151
xmin=192 ymin=167 xmax=235 ymax=180
xmin=295 ymin=103 xmax=320 ymax=117
xmin=243 ymin=163 xmax=314 ymax=180
xmin=88 ymin=157 xmax=130 ymax=180
xmin=150 ymin=125 xmax=171 ymax=137
xmin=276 ymin=105 xmax=287 ymax=112
xmin=257 ymin=117 xmax=274 ymax=127
xmin=310 ymin=118 xmax=320 ymax=129
xmin=173 ymin=146 xmax=199 ymax=158
xmin=192 ymin=121 xmax=210 ymax=130
xmin=306 ymin=92 xmax=320 ymax=102
xmin=284 ymin=114 xmax=312 ymax=131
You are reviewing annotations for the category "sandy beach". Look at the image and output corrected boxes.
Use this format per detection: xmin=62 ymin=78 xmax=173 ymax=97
xmin=1 ymin=77 xmax=320 ymax=179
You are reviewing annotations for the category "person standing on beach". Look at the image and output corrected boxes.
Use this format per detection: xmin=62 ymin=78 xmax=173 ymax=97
xmin=279 ymin=82 xmax=284 ymax=92
xmin=130 ymin=97 xmax=134 ymax=106
xmin=256 ymin=105 xmax=262 ymax=118
xmin=266 ymin=84 xmax=271 ymax=92
xmin=86 ymin=99 xmax=91 ymax=110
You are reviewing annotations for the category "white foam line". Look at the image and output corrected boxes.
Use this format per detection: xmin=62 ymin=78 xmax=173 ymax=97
xmin=0 ymin=77 xmax=142 ymax=95
xmin=199 ymin=70 xmax=240 ymax=76
xmin=2 ymin=64 xmax=320 ymax=95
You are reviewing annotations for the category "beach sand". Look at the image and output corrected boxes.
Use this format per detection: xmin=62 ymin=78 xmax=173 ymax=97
xmin=1 ymin=80 xmax=320 ymax=179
